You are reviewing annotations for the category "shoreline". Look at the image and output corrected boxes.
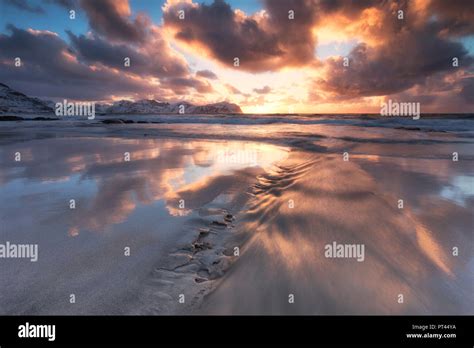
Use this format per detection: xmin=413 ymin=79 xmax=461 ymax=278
xmin=0 ymin=120 xmax=472 ymax=315
xmin=199 ymin=151 xmax=473 ymax=314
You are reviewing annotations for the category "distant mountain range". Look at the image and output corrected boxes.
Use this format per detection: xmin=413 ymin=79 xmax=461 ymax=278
xmin=0 ymin=83 xmax=53 ymax=114
xmin=102 ymin=99 xmax=242 ymax=114
xmin=0 ymin=83 xmax=242 ymax=115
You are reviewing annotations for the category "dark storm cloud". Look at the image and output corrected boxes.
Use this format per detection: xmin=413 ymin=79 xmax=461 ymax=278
xmin=4 ymin=0 xmax=44 ymax=13
xmin=2 ymin=0 xmax=473 ymax=106
xmin=317 ymin=29 xmax=473 ymax=99
xmin=427 ymin=0 xmax=474 ymax=37
xmin=316 ymin=0 xmax=376 ymax=15
xmin=261 ymin=0 xmax=381 ymax=62
xmin=161 ymin=77 xmax=213 ymax=94
xmin=163 ymin=0 xmax=383 ymax=72
xmin=67 ymin=31 xmax=145 ymax=68
xmin=163 ymin=0 xmax=318 ymax=72
xmin=314 ymin=1 xmax=474 ymax=100
xmin=65 ymin=0 xmax=206 ymax=95
xmin=196 ymin=69 xmax=218 ymax=79
xmin=164 ymin=0 xmax=473 ymax=101
xmin=67 ymin=31 xmax=189 ymax=78
xmin=0 ymin=0 xmax=214 ymax=101
xmin=382 ymin=68 xmax=474 ymax=112
xmin=460 ymin=77 xmax=474 ymax=104
xmin=0 ymin=24 xmax=67 ymax=64
xmin=78 ymin=0 xmax=148 ymax=43
xmin=0 ymin=25 xmax=152 ymax=99
xmin=259 ymin=0 xmax=321 ymax=67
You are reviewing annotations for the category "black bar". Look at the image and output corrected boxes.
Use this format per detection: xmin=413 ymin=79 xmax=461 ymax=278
xmin=0 ymin=316 xmax=472 ymax=346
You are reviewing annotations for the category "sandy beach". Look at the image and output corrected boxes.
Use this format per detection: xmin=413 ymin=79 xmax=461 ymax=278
xmin=1 ymin=3 xmax=474 ymax=346
xmin=0 ymin=115 xmax=473 ymax=315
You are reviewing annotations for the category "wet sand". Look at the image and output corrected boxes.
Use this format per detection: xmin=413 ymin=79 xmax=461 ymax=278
xmin=201 ymin=151 xmax=473 ymax=314
xmin=0 ymin=116 xmax=472 ymax=314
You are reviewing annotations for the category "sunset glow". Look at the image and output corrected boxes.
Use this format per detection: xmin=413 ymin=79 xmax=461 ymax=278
xmin=0 ymin=0 xmax=473 ymax=112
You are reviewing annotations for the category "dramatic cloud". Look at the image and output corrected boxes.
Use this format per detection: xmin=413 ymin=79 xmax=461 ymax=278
xmin=311 ymin=0 xmax=474 ymax=103
xmin=0 ymin=0 xmax=472 ymax=111
xmin=162 ymin=0 xmax=383 ymax=73
xmin=0 ymin=0 xmax=219 ymax=101
xmin=163 ymin=0 xmax=473 ymax=106
xmin=427 ymin=0 xmax=474 ymax=37
xmin=0 ymin=25 xmax=155 ymax=99
xmin=161 ymin=76 xmax=214 ymax=94
xmin=67 ymin=30 xmax=189 ymax=78
xmin=317 ymin=32 xmax=472 ymax=98
xmin=460 ymin=77 xmax=474 ymax=104
xmin=79 ymin=0 xmax=149 ymax=43
xmin=379 ymin=68 xmax=474 ymax=113
xmin=163 ymin=0 xmax=319 ymax=72
xmin=196 ymin=69 xmax=218 ymax=79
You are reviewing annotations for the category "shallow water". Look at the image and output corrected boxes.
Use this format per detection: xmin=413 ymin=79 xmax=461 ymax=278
xmin=0 ymin=117 xmax=472 ymax=314
xmin=0 ymin=136 xmax=287 ymax=314
xmin=203 ymin=151 xmax=474 ymax=315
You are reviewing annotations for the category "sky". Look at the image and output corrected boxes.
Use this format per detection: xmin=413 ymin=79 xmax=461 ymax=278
xmin=0 ymin=0 xmax=473 ymax=113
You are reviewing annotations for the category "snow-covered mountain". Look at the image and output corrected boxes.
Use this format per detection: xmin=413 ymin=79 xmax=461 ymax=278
xmin=0 ymin=83 xmax=53 ymax=114
xmin=0 ymin=83 xmax=242 ymax=115
xmin=103 ymin=99 xmax=242 ymax=114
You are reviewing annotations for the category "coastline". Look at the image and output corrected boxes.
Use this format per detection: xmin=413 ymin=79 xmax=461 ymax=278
xmin=0 ymin=117 xmax=472 ymax=315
